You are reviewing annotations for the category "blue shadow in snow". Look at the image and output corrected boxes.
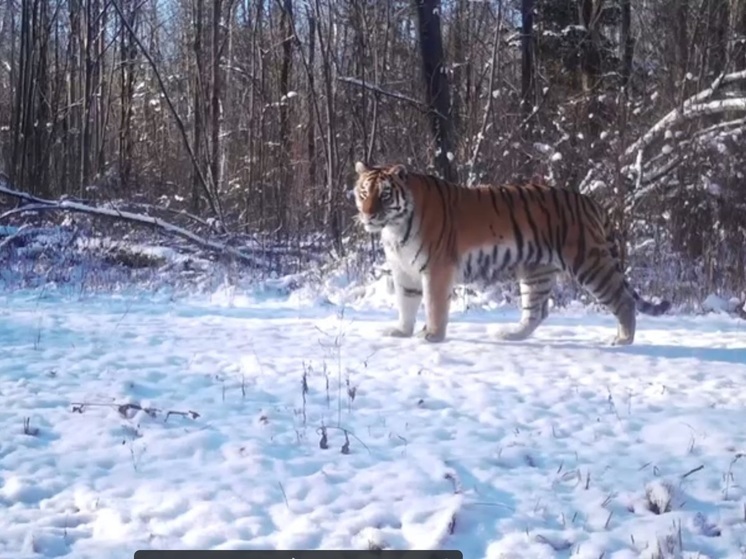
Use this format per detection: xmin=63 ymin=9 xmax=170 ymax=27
xmin=608 ymin=343 xmax=746 ymax=365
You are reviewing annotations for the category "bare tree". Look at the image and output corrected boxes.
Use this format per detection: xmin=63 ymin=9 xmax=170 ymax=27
xmin=277 ymin=0 xmax=294 ymax=233
xmin=191 ymin=0 xmax=206 ymax=213
xmin=414 ymin=0 xmax=456 ymax=182
xmin=521 ymin=0 xmax=535 ymax=116
xmin=619 ymin=0 xmax=633 ymax=91
xmin=119 ymin=0 xmax=139 ymax=193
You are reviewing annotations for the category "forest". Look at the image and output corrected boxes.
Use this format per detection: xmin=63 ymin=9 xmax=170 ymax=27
xmin=0 ymin=0 xmax=745 ymax=309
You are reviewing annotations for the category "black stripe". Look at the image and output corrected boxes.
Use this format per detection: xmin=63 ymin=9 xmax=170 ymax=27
xmin=412 ymin=241 xmax=426 ymax=266
xmin=478 ymin=250 xmax=490 ymax=279
xmin=524 ymin=287 xmax=553 ymax=299
xmin=401 ymin=212 xmax=414 ymax=245
xmin=501 ymin=188 xmax=524 ymax=262
xmin=552 ymin=189 xmax=570 ymax=270
xmin=605 ymin=283 xmax=628 ymax=310
xmin=578 ymin=257 xmax=603 ymax=286
xmin=465 ymin=253 xmax=474 ymax=279
xmin=524 ymin=271 xmax=556 ymax=284
xmin=517 ymin=188 xmax=542 ymax=254
xmin=500 ymin=248 xmax=512 ymax=270
xmin=489 ymin=188 xmax=501 ymax=216
xmin=418 ymin=177 xmax=451 ymax=272
xmin=525 ymin=240 xmax=535 ymax=263
xmin=563 ymin=189 xmax=577 ymax=225
xmin=535 ymin=198 xmax=553 ymax=265
xmin=594 ymin=267 xmax=621 ymax=303
xmin=403 ymin=287 xmax=423 ymax=297
xmin=572 ymin=194 xmax=586 ymax=274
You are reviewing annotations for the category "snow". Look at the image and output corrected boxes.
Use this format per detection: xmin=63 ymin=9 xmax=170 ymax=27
xmin=3 ymin=285 xmax=746 ymax=559
xmin=702 ymin=293 xmax=743 ymax=314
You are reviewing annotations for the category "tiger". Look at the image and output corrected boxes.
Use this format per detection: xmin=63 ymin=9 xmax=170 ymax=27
xmin=352 ymin=160 xmax=671 ymax=345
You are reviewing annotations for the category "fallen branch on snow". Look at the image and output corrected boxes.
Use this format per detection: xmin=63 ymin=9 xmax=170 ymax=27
xmin=104 ymin=200 xmax=217 ymax=230
xmin=0 ymin=173 xmax=263 ymax=267
xmin=0 ymin=223 xmax=30 ymax=251
xmin=70 ymin=401 xmax=200 ymax=421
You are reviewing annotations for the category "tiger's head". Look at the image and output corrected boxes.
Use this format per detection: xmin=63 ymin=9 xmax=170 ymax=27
xmin=353 ymin=161 xmax=411 ymax=233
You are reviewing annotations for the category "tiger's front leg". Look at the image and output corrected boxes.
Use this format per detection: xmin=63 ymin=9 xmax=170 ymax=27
xmin=417 ymin=265 xmax=456 ymax=343
xmin=383 ymin=267 xmax=422 ymax=338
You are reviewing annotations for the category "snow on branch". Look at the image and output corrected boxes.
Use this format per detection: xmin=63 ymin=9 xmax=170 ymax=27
xmin=686 ymin=98 xmax=746 ymax=116
xmin=0 ymin=174 xmax=263 ymax=267
xmin=623 ymin=69 xmax=746 ymax=162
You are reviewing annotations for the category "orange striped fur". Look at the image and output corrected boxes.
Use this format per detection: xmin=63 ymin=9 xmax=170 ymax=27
xmin=353 ymin=161 xmax=671 ymax=345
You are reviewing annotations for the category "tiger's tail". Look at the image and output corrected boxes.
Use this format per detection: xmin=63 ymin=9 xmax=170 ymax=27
xmin=603 ymin=214 xmax=672 ymax=317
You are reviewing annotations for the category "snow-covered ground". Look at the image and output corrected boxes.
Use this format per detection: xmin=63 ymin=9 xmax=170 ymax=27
xmin=2 ymin=284 xmax=746 ymax=559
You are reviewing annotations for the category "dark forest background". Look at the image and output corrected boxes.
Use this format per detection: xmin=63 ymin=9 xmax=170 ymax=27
xmin=1 ymin=0 xmax=745 ymax=304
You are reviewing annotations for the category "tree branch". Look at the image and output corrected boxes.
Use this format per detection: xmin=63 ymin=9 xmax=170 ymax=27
xmin=0 ymin=174 xmax=260 ymax=266
xmin=623 ymin=69 xmax=746 ymax=160
xmin=336 ymin=76 xmax=447 ymax=120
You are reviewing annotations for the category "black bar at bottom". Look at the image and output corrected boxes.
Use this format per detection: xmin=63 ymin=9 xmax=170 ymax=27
xmin=134 ymin=551 xmax=463 ymax=559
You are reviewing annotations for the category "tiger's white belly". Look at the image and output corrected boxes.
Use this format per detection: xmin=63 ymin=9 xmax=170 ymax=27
xmin=381 ymin=223 xmax=560 ymax=285
xmin=457 ymin=241 xmax=562 ymax=284
xmin=456 ymin=243 xmax=517 ymax=284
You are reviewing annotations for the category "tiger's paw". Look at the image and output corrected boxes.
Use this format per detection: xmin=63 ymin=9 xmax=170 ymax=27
xmin=383 ymin=326 xmax=414 ymax=338
xmin=610 ymin=335 xmax=634 ymax=346
xmin=495 ymin=327 xmax=532 ymax=342
xmin=416 ymin=327 xmax=446 ymax=343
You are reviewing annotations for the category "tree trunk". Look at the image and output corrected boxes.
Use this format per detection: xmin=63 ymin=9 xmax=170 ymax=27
xmin=306 ymin=7 xmax=317 ymax=223
xmin=521 ymin=0 xmax=535 ymax=116
xmin=209 ymin=0 xmax=224 ymax=220
xmin=734 ymin=0 xmax=746 ymax=99
xmin=619 ymin=0 xmax=633 ymax=91
xmin=278 ymin=0 xmax=293 ymax=233
xmin=414 ymin=0 xmax=457 ymax=183
xmin=119 ymin=0 xmax=137 ymax=193
xmin=191 ymin=0 xmax=205 ymax=213
xmin=706 ymin=0 xmax=729 ymax=78
xmin=80 ymin=0 xmax=95 ymax=194
xmin=578 ymin=0 xmax=602 ymax=93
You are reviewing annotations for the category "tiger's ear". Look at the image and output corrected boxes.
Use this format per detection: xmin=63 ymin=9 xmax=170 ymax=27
xmin=390 ymin=164 xmax=408 ymax=181
xmin=354 ymin=161 xmax=370 ymax=175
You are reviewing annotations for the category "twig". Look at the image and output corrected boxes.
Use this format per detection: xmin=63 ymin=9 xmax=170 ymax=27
xmin=0 ymin=223 xmax=30 ymax=251
xmin=23 ymin=417 xmax=40 ymax=436
xmin=70 ymin=401 xmax=200 ymax=420
xmin=278 ymin=481 xmax=291 ymax=510
xmin=315 ymin=425 xmax=371 ymax=454
xmin=681 ymin=464 xmax=704 ymax=479
xmin=337 ymin=76 xmax=447 ymax=120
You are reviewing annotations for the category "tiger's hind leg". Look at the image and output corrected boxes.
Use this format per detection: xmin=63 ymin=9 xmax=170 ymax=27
xmin=496 ymin=265 xmax=557 ymax=341
xmin=574 ymin=255 xmax=636 ymax=346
